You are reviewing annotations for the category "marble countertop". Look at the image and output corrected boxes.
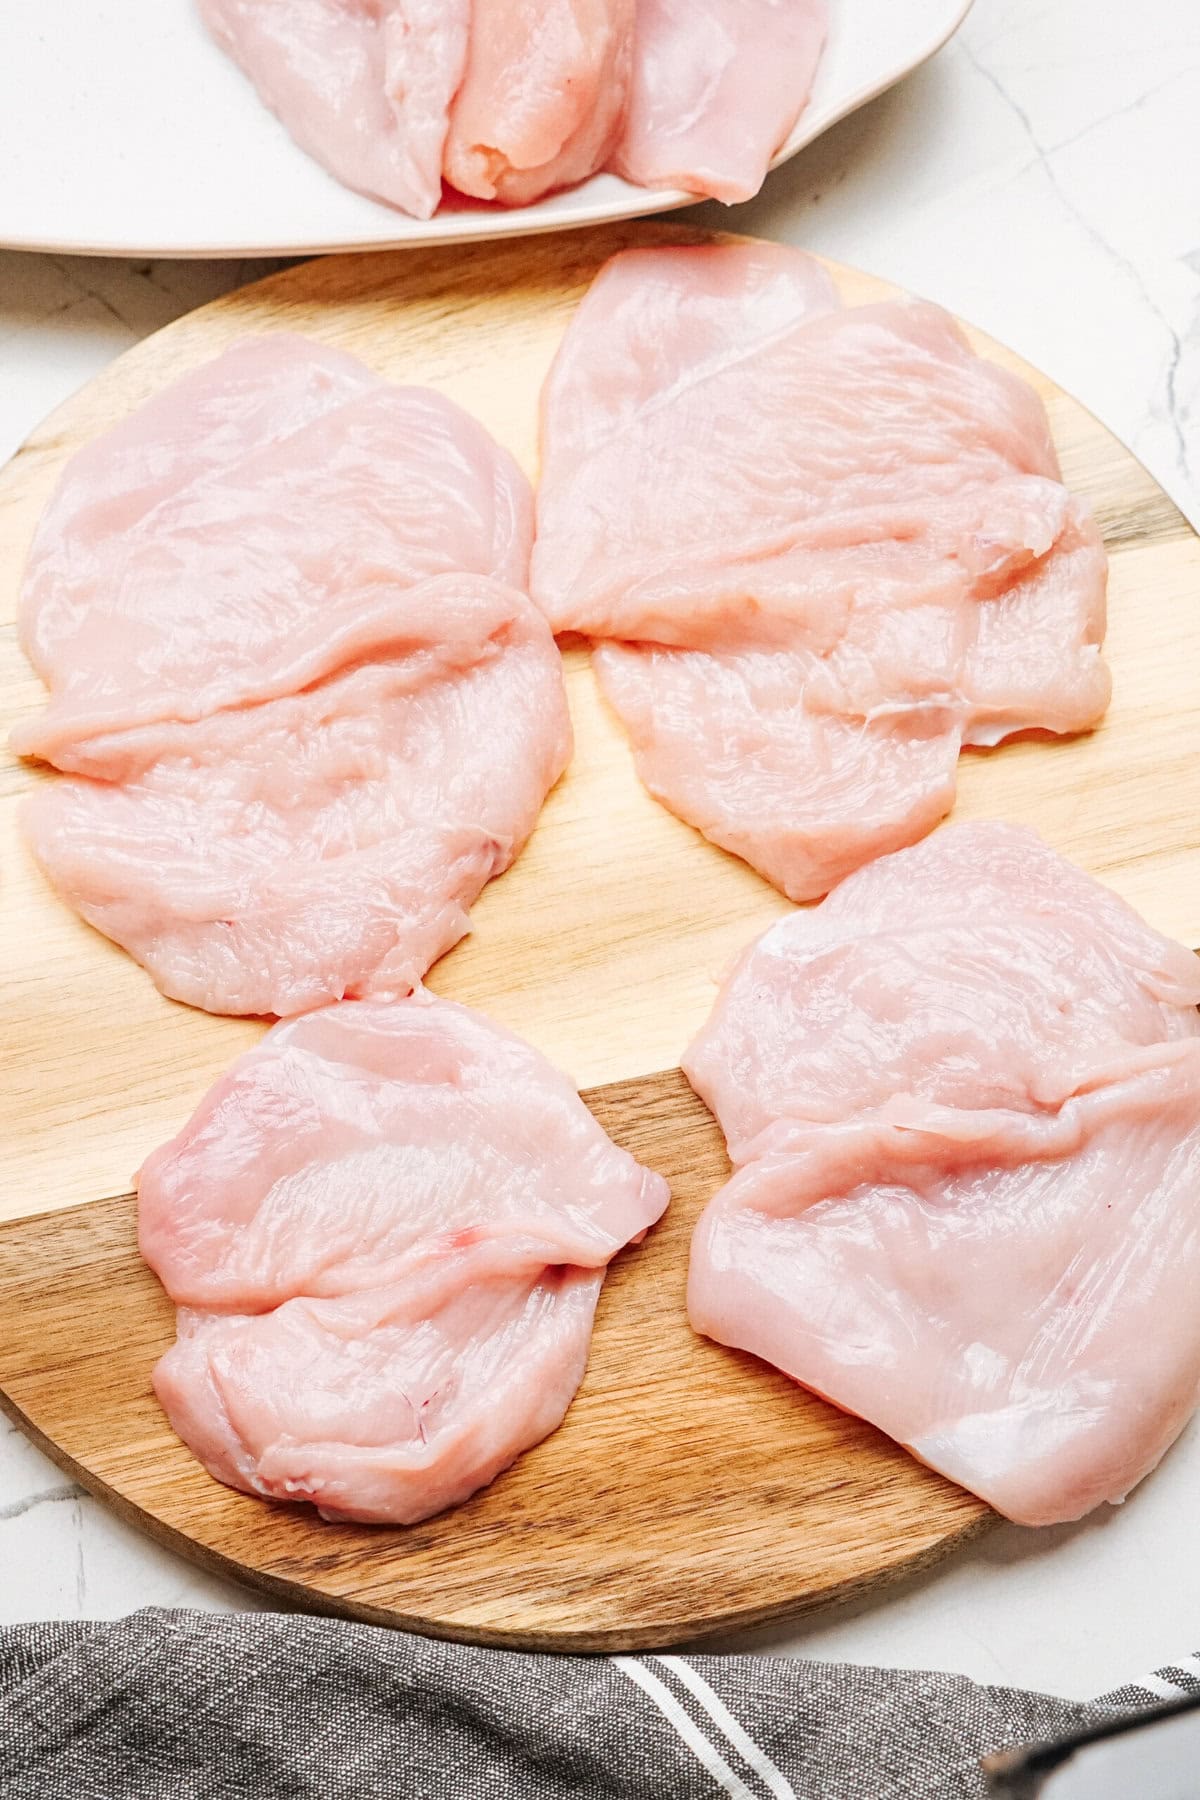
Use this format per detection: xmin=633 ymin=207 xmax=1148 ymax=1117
xmin=2 ymin=0 xmax=1198 ymax=1704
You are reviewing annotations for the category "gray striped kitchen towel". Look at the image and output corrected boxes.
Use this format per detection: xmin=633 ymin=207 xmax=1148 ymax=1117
xmin=0 ymin=1608 xmax=1195 ymax=1799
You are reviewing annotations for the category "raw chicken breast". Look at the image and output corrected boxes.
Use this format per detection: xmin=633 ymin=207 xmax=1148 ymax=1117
xmin=533 ymin=249 xmax=1098 ymax=650
xmin=593 ymin=642 xmax=964 ymax=903
xmin=25 ymin=578 xmax=568 ymax=1016
xmin=198 ymin=0 xmax=825 ymax=215
xmin=442 ymin=0 xmax=636 ymax=206
xmin=614 ymin=0 xmax=828 ymax=204
xmin=141 ymin=996 xmax=670 ymax=1524
xmin=685 ymin=825 xmax=1200 ymax=1526
xmin=533 ymin=243 xmax=839 ymax=632
xmin=156 ymin=1273 xmax=605 ymax=1526
xmin=139 ymin=996 xmax=669 ymax=1309
xmin=14 ymin=336 xmax=533 ymax=762
xmin=690 ymin=1059 xmax=1200 ymax=1529
xmin=14 ymin=338 xmax=568 ymax=1016
xmin=685 ymin=822 xmax=1200 ymax=1162
xmin=532 ymin=245 xmax=1109 ymax=899
xmin=199 ymin=0 xmax=469 ymax=219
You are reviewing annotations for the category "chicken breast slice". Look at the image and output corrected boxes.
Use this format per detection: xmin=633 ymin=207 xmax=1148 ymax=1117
xmin=593 ymin=640 xmax=964 ymax=904
xmin=532 ymin=245 xmax=1109 ymax=899
xmin=199 ymin=0 xmax=470 ymax=219
xmin=25 ymin=577 xmax=569 ymax=1015
xmin=140 ymin=996 xmax=668 ymax=1310
xmin=442 ymin=0 xmax=635 ymax=205
xmin=142 ymin=995 xmax=670 ymax=1525
xmin=14 ymin=335 xmax=533 ymax=762
xmin=684 ymin=821 xmax=1200 ymax=1161
xmin=689 ymin=1057 xmax=1200 ymax=1528
xmin=155 ymin=1270 xmax=606 ymax=1525
xmin=613 ymin=0 xmax=828 ymax=205
xmin=685 ymin=824 xmax=1200 ymax=1526
xmin=14 ymin=337 xmax=566 ymax=1016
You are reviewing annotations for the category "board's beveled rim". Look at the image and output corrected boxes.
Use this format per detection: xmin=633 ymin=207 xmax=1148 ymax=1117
xmin=0 ymin=1375 xmax=997 ymax=1652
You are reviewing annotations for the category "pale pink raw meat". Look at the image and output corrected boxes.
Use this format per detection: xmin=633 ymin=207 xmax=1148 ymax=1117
xmin=593 ymin=642 xmax=963 ymax=903
xmin=25 ymin=577 xmax=568 ymax=1016
xmin=685 ymin=822 xmax=1200 ymax=1162
xmin=531 ymin=245 xmax=1109 ymax=899
xmin=532 ymin=248 xmax=1094 ymax=650
xmin=442 ymin=0 xmax=635 ymax=206
xmin=690 ymin=1060 xmax=1200 ymax=1528
xmin=141 ymin=996 xmax=670 ymax=1523
xmin=14 ymin=337 xmax=568 ymax=1016
xmin=198 ymin=0 xmax=469 ymax=219
xmin=685 ymin=825 xmax=1200 ymax=1525
xmin=156 ymin=1273 xmax=605 ymax=1525
xmin=532 ymin=242 xmax=840 ymax=643
xmin=139 ymin=996 xmax=669 ymax=1308
xmin=613 ymin=0 xmax=828 ymax=204
xmin=13 ymin=335 xmax=534 ymax=763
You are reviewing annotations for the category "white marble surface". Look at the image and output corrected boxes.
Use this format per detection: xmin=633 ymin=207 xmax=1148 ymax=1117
xmin=1 ymin=0 xmax=1198 ymax=1703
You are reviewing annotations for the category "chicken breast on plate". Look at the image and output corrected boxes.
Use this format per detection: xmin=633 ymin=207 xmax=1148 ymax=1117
xmin=613 ymin=0 xmax=828 ymax=204
xmin=199 ymin=0 xmax=470 ymax=219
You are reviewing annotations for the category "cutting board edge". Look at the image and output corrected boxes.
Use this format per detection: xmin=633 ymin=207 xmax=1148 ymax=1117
xmin=0 ymin=221 xmax=1190 ymax=1647
xmin=0 ymin=1351 xmax=996 ymax=1653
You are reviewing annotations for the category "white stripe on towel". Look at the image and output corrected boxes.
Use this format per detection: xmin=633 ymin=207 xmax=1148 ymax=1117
xmin=611 ymin=1656 xmax=760 ymax=1800
xmin=1139 ymin=1674 xmax=1192 ymax=1700
xmin=652 ymin=1655 xmax=797 ymax=1800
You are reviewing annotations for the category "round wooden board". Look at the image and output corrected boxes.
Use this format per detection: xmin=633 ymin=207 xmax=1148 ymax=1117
xmin=0 ymin=224 xmax=1197 ymax=1650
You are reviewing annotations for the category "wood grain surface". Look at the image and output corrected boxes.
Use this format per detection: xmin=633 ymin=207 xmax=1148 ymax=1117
xmin=0 ymin=223 xmax=1196 ymax=1647
xmin=0 ymin=1068 xmax=989 ymax=1650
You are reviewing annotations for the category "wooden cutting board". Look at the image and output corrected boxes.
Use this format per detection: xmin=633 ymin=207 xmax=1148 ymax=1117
xmin=1 ymin=224 xmax=1197 ymax=1652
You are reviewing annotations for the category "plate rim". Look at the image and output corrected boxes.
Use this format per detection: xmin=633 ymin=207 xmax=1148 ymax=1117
xmin=0 ymin=0 xmax=976 ymax=260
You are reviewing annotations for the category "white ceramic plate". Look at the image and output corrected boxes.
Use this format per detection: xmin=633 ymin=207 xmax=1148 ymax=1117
xmin=0 ymin=0 xmax=974 ymax=259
